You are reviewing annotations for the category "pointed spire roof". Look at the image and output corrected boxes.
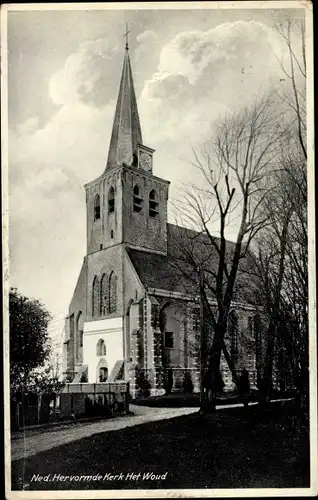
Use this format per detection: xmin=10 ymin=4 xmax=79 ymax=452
xmin=105 ymin=43 xmax=142 ymax=171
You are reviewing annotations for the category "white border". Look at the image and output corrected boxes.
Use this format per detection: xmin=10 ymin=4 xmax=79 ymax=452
xmin=1 ymin=1 xmax=316 ymax=498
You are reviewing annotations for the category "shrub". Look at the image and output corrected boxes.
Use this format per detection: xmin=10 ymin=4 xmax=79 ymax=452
xmin=136 ymin=369 xmax=151 ymax=398
xmin=183 ymin=372 xmax=194 ymax=394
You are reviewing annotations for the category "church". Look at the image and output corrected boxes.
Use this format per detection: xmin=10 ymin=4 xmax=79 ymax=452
xmin=62 ymin=38 xmax=263 ymax=397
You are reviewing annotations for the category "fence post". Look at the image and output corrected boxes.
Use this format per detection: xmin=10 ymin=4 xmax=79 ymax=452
xmin=37 ymin=393 xmax=42 ymax=424
xmin=15 ymin=401 xmax=20 ymax=430
xmin=125 ymin=383 xmax=129 ymax=413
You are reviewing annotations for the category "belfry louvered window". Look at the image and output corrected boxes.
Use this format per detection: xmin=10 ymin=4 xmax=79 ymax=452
xmin=149 ymin=189 xmax=159 ymax=217
xmin=133 ymin=185 xmax=143 ymax=213
xmin=108 ymin=186 xmax=115 ymax=214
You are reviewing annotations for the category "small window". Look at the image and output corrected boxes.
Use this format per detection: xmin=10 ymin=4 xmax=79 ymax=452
xmin=96 ymin=339 xmax=106 ymax=356
xmin=133 ymin=185 xmax=143 ymax=213
xmin=110 ymin=230 xmax=114 ymax=239
xmin=149 ymin=189 xmax=159 ymax=217
xmin=164 ymin=331 xmax=174 ymax=349
xmin=80 ymin=331 xmax=83 ymax=347
xmin=100 ymin=244 xmax=103 ymax=250
xmin=94 ymin=194 xmax=100 ymax=221
xmin=108 ymin=186 xmax=115 ymax=214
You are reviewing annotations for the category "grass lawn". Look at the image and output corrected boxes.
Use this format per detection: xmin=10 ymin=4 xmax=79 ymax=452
xmin=11 ymin=401 xmax=309 ymax=491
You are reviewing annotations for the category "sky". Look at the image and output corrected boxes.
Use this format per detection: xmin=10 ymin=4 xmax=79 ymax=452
xmin=6 ymin=3 xmax=306 ymax=345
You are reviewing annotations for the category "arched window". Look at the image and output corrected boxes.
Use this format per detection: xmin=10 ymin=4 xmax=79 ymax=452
xmin=76 ymin=311 xmax=83 ymax=359
xmin=108 ymin=186 xmax=115 ymax=214
xmin=100 ymin=274 xmax=107 ymax=316
xmin=149 ymin=189 xmax=159 ymax=217
xmin=92 ymin=276 xmax=100 ymax=317
xmin=96 ymin=339 xmax=106 ymax=356
xmin=94 ymin=194 xmax=100 ymax=221
xmin=133 ymin=185 xmax=143 ymax=213
xmin=108 ymin=271 xmax=117 ymax=314
xmin=228 ymin=310 xmax=238 ymax=361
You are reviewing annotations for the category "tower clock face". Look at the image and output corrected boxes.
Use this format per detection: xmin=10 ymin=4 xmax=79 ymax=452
xmin=139 ymin=152 xmax=152 ymax=171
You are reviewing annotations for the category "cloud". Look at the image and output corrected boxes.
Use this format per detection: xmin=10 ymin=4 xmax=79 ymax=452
xmin=137 ymin=30 xmax=157 ymax=44
xmin=9 ymin=99 xmax=115 ymax=332
xmin=139 ymin=20 xmax=286 ymax=149
xmin=9 ymin=36 xmax=124 ymax=335
xmin=49 ymin=38 xmax=118 ymax=106
xmin=16 ymin=115 xmax=40 ymax=135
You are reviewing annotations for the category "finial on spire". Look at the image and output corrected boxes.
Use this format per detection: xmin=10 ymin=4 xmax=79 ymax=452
xmin=124 ymin=22 xmax=130 ymax=51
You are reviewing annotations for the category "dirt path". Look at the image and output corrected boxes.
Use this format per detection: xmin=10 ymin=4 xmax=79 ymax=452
xmin=11 ymin=400 xmax=290 ymax=462
xmin=10 ymin=405 xmax=197 ymax=461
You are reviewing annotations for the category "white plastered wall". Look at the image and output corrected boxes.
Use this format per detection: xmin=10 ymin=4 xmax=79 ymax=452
xmin=83 ymin=317 xmax=124 ymax=382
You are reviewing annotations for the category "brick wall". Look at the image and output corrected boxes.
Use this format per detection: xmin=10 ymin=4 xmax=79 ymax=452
xmin=86 ymin=169 xmax=123 ymax=255
xmin=121 ymin=167 xmax=169 ymax=254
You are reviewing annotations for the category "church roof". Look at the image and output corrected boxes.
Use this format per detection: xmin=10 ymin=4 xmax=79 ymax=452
xmin=127 ymin=223 xmax=258 ymax=305
xmin=105 ymin=46 xmax=142 ymax=171
xmin=127 ymin=246 xmax=197 ymax=295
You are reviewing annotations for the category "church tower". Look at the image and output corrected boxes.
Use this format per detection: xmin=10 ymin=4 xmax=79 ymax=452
xmin=85 ymin=40 xmax=170 ymax=256
xmin=64 ymin=34 xmax=170 ymax=385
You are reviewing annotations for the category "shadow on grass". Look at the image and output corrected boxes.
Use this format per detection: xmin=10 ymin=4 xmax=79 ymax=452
xmin=131 ymin=390 xmax=295 ymax=407
xmin=11 ymin=401 xmax=309 ymax=491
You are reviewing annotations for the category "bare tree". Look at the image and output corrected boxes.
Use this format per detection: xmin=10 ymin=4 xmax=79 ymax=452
xmin=171 ymin=93 xmax=284 ymax=410
xmin=250 ymin=135 xmax=307 ymax=404
xmin=273 ymin=16 xmax=306 ymax=159
xmin=250 ymin=15 xmax=308 ymax=404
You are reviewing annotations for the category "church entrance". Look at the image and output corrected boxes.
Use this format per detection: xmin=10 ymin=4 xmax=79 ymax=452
xmin=96 ymin=358 xmax=108 ymax=382
xmin=99 ymin=367 xmax=108 ymax=382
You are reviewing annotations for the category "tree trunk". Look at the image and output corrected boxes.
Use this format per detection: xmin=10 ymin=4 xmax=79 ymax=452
xmin=199 ymin=269 xmax=206 ymax=410
xmin=261 ymin=319 xmax=277 ymax=403
xmin=221 ymin=342 xmax=242 ymax=392
xmin=53 ymin=394 xmax=57 ymax=420
xmin=204 ymin=324 xmax=224 ymax=412
xmin=37 ymin=393 xmax=42 ymax=424
xmin=15 ymin=401 xmax=20 ymax=430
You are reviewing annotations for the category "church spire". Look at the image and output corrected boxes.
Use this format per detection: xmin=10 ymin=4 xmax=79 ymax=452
xmin=105 ymin=26 xmax=143 ymax=171
xmin=124 ymin=22 xmax=129 ymax=51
